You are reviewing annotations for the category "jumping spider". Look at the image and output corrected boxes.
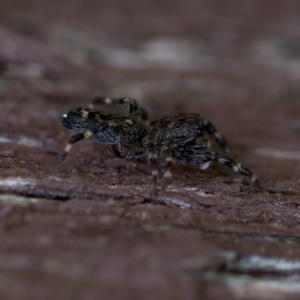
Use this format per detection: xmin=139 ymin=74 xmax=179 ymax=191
xmin=61 ymin=97 xmax=263 ymax=195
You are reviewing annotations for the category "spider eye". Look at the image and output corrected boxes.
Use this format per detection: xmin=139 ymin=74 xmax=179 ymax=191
xmin=175 ymin=122 xmax=181 ymax=128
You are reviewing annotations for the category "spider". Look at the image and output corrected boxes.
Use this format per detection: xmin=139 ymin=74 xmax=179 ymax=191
xmin=61 ymin=97 xmax=263 ymax=195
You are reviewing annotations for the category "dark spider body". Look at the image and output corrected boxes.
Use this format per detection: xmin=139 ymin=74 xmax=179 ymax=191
xmin=61 ymin=97 xmax=262 ymax=194
xmin=62 ymin=107 xmax=147 ymax=157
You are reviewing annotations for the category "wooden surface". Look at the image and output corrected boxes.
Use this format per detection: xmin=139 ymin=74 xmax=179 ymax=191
xmin=1 ymin=1 xmax=300 ymax=299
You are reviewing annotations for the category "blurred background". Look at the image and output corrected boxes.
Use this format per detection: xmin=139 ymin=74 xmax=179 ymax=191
xmin=2 ymin=0 xmax=300 ymax=147
xmin=1 ymin=0 xmax=300 ymax=182
xmin=1 ymin=1 xmax=300 ymax=299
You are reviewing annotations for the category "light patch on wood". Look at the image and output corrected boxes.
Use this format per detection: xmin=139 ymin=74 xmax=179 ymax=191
xmin=104 ymin=98 xmax=112 ymax=104
xmin=255 ymin=148 xmax=300 ymax=161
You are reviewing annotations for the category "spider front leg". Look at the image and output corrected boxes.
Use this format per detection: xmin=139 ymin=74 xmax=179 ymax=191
xmin=60 ymin=130 xmax=94 ymax=162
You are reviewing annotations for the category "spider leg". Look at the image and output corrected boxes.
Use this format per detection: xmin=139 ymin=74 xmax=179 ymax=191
xmin=148 ymin=152 xmax=159 ymax=197
xmin=90 ymin=97 xmax=148 ymax=121
xmin=132 ymin=107 xmax=148 ymax=122
xmin=60 ymin=130 xmax=93 ymax=162
xmin=175 ymin=145 xmax=263 ymax=189
xmin=90 ymin=97 xmax=138 ymax=114
xmin=215 ymin=152 xmax=263 ymax=189
xmin=202 ymin=119 xmax=229 ymax=152
xmin=148 ymin=144 xmax=176 ymax=196
xmin=160 ymin=156 xmax=176 ymax=194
